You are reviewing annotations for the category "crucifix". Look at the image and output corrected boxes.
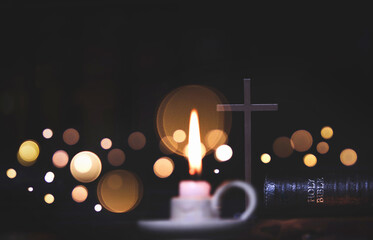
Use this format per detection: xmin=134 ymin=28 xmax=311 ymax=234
xmin=217 ymin=78 xmax=278 ymax=183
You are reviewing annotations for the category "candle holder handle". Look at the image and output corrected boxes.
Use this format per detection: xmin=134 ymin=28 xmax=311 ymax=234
xmin=211 ymin=180 xmax=257 ymax=221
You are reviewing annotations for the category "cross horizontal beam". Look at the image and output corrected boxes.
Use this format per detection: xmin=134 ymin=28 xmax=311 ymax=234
xmin=217 ymin=104 xmax=278 ymax=112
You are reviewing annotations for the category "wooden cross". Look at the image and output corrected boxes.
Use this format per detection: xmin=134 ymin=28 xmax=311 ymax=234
xmin=217 ymin=78 xmax=278 ymax=183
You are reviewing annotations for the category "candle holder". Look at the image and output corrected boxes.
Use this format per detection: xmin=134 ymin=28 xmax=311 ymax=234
xmin=138 ymin=180 xmax=257 ymax=238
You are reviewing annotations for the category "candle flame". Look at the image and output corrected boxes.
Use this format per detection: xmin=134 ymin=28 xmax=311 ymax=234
xmin=188 ymin=109 xmax=203 ymax=175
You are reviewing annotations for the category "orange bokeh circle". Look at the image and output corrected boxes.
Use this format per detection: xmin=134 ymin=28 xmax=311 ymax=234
xmin=156 ymin=85 xmax=231 ymax=157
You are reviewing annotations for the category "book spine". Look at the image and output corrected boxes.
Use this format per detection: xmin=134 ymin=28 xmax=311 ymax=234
xmin=263 ymin=174 xmax=373 ymax=216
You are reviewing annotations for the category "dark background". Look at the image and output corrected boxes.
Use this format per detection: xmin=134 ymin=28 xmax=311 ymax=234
xmin=0 ymin=1 xmax=372 ymax=239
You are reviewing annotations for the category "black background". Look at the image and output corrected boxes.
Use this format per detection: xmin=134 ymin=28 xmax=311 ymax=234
xmin=0 ymin=1 xmax=372 ymax=239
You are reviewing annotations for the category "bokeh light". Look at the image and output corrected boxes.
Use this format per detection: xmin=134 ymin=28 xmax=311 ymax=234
xmin=272 ymin=136 xmax=293 ymax=158
xmin=52 ymin=150 xmax=69 ymax=168
xmin=100 ymin=138 xmax=112 ymax=150
xmin=42 ymin=128 xmax=53 ymax=139
xmin=291 ymin=130 xmax=313 ymax=152
xmin=215 ymin=144 xmax=233 ymax=162
xmin=153 ymin=157 xmax=174 ymax=178
xmin=214 ymin=169 xmax=220 ymax=174
xmin=6 ymin=168 xmax=16 ymax=179
xmin=74 ymin=154 xmax=92 ymax=173
xmin=44 ymin=171 xmax=55 ymax=183
xmin=44 ymin=194 xmax=55 ymax=204
xmin=261 ymin=153 xmax=271 ymax=164
xmin=128 ymin=131 xmax=146 ymax=150
xmin=321 ymin=126 xmax=333 ymax=139
xmin=316 ymin=142 xmax=329 ymax=154
xmin=97 ymin=170 xmax=143 ymax=213
xmin=72 ymin=185 xmax=88 ymax=203
xmin=107 ymin=148 xmax=125 ymax=167
xmin=94 ymin=204 xmax=102 ymax=212
xmin=28 ymin=187 xmax=33 ymax=192
xmin=63 ymin=128 xmax=80 ymax=145
xmin=340 ymin=148 xmax=357 ymax=166
xmin=18 ymin=140 xmax=40 ymax=166
xmin=205 ymin=129 xmax=228 ymax=150
xmin=70 ymin=151 xmax=102 ymax=183
xmin=159 ymin=136 xmax=178 ymax=155
xmin=156 ymin=85 xmax=231 ymax=157
xmin=303 ymin=154 xmax=317 ymax=167
xmin=173 ymin=129 xmax=186 ymax=143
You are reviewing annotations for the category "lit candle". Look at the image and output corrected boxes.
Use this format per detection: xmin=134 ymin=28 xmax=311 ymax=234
xmin=140 ymin=107 xmax=258 ymax=227
xmin=179 ymin=109 xmax=211 ymax=198
xmin=139 ymin=107 xmax=257 ymax=230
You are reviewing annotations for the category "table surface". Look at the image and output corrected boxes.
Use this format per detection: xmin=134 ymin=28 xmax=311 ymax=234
xmin=1 ymin=216 xmax=373 ymax=240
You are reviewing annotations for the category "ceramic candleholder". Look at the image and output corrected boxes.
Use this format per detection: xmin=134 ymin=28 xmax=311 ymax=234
xmin=138 ymin=180 xmax=257 ymax=236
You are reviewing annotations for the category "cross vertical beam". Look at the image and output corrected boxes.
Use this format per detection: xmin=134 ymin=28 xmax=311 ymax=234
xmin=217 ymin=78 xmax=278 ymax=183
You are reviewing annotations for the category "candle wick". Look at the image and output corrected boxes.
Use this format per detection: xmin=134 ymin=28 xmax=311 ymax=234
xmin=190 ymin=173 xmax=201 ymax=181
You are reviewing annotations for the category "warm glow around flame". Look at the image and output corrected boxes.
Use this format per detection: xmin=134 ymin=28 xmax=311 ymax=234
xmin=188 ymin=109 xmax=203 ymax=175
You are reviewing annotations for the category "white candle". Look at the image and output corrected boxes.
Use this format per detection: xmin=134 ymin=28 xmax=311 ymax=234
xmin=179 ymin=180 xmax=211 ymax=198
